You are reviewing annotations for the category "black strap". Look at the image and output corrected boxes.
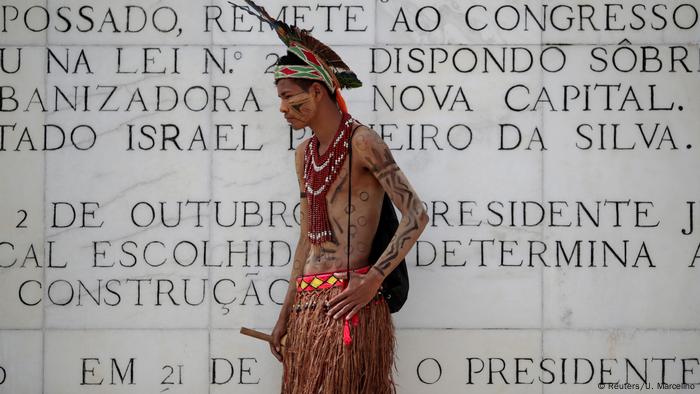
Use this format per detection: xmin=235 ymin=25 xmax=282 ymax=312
xmin=345 ymin=122 xmax=360 ymax=385
xmin=346 ymin=123 xmax=360 ymax=285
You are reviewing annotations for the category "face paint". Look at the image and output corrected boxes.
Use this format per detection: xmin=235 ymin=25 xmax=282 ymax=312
xmin=285 ymin=91 xmax=317 ymax=123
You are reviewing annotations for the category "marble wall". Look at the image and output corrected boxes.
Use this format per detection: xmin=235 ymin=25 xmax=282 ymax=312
xmin=1 ymin=0 xmax=699 ymax=393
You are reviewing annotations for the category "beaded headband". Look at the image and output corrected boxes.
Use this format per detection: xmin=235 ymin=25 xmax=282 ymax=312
xmin=273 ymin=42 xmax=336 ymax=92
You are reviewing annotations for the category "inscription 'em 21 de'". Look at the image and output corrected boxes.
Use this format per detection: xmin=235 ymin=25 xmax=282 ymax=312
xmin=80 ymin=357 xmax=260 ymax=386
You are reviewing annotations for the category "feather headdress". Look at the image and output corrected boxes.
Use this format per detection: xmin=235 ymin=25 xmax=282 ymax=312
xmin=230 ymin=0 xmax=361 ymax=112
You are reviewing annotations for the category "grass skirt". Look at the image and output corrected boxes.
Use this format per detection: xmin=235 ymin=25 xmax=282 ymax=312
xmin=281 ymin=266 xmax=397 ymax=394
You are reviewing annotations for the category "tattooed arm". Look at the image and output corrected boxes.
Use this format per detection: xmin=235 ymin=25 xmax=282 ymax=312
xmin=270 ymin=139 xmax=311 ymax=362
xmin=327 ymin=126 xmax=429 ymax=321
xmin=354 ymin=126 xmax=429 ymax=281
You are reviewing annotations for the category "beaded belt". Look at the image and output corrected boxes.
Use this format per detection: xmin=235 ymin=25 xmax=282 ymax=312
xmin=296 ymin=265 xmax=371 ymax=292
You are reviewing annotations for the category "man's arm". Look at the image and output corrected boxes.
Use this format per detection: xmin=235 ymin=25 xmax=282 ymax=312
xmin=354 ymin=126 xmax=429 ymax=282
xmin=327 ymin=126 xmax=428 ymax=320
xmin=270 ymin=140 xmax=311 ymax=361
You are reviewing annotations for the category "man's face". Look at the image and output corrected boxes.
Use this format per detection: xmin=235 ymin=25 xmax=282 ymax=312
xmin=276 ymin=78 xmax=318 ymax=130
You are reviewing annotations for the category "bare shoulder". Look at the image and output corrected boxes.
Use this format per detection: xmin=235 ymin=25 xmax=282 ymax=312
xmin=294 ymin=138 xmax=312 ymax=172
xmin=349 ymin=122 xmax=397 ymax=174
xmin=349 ymin=121 xmax=377 ymax=144
xmin=295 ymin=138 xmax=311 ymax=157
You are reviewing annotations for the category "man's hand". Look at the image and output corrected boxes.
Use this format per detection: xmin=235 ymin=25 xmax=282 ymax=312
xmin=270 ymin=317 xmax=287 ymax=362
xmin=327 ymin=269 xmax=384 ymax=320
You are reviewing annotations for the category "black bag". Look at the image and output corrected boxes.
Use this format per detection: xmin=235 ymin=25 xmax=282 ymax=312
xmin=347 ymin=125 xmax=409 ymax=313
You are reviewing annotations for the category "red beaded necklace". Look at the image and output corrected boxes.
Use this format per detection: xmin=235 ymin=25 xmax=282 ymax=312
xmin=303 ymin=111 xmax=354 ymax=244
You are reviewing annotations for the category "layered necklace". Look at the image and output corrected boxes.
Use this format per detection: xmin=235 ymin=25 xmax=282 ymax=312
xmin=303 ymin=111 xmax=354 ymax=244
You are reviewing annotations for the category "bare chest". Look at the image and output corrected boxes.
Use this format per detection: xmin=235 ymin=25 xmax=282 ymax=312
xmin=304 ymin=149 xmax=385 ymax=273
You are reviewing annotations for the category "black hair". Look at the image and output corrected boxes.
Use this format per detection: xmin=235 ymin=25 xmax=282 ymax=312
xmin=275 ymin=51 xmax=336 ymax=102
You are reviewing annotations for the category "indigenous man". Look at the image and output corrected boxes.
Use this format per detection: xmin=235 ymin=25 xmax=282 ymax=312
xmin=236 ymin=2 xmax=430 ymax=393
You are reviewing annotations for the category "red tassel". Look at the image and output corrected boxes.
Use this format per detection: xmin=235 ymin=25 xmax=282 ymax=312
xmin=340 ymin=272 xmax=358 ymax=346
xmin=343 ymin=319 xmax=352 ymax=346
xmin=343 ymin=313 xmax=360 ymax=347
